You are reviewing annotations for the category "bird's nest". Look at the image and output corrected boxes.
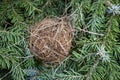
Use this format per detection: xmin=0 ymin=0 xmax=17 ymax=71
xmin=29 ymin=17 xmax=74 ymax=64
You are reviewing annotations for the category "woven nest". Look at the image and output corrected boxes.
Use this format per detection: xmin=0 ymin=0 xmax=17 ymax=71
xmin=29 ymin=17 xmax=73 ymax=64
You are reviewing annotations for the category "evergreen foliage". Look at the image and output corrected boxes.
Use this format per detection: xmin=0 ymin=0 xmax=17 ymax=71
xmin=0 ymin=0 xmax=120 ymax=80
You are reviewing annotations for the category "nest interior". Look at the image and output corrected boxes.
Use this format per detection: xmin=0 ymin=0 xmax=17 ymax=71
xmin=30 ymin=17 xmax=73 ymax=64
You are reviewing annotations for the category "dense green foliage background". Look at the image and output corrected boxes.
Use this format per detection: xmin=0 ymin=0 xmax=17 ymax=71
xmin=0 ymin=0 xmax=120 ymax=80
